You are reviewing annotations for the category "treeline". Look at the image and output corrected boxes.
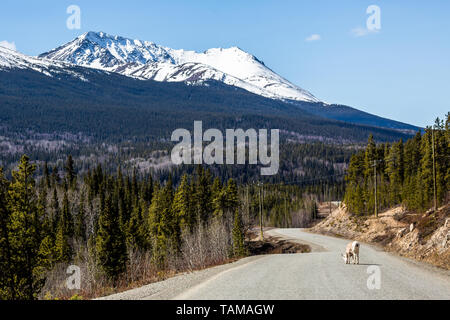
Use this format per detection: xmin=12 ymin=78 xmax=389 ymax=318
xmin=0 ymin=156 xmax=246 ymax=299
xmin=344 ymin=114 xmax=449 ymax=215
xmin=2 ymin=141 xmax=352 ymax=204
xmin=245 ymin=183 xmax=319 ymax=228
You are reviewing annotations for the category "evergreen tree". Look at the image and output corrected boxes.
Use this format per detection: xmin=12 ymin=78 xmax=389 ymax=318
xmin=37 ymin=234 xmax=57 ymax=275
xmin=142 ymin=174 xmax=154 ymax=204
xmin=116 ymin=167 xmax=129 ymax=231
xmin=172 ymin=174 xmax=194 ymax=232
xmin=54 ymin=191 xmax=73 ymax=262
xmin=225 ymin=179 xmax=239 ymax=215
xmin=96 ymin=194 xmax=128 ymax=282
xmin=50 ymin=188 xmax=59 ymax=234
xmin=51 ymin=165 xmax=60 ymax=185
xmin=212 ymin=187 xmax=227 ymax=218
xmin=0 ymin=168 xmax=15 ymax=299
xmin=386 ymin=140 xmax=404 ymax=206
xmin=433 ymin=118 xmax=448 ymax=206
xmin=193 ymin=166 xmax=212 ymax=223
xmin=420 ymin=128 xmax=435 ymax=209
xmin=232 ymin=209 xmax=245 ymax=257
xmin=127 ymin=199 xmax=148 ymax=250
xmin=7 ymin=155 xmax=44 ymax=300
xmin=61 ymin=190 xmax=74 ymax=238
xmin=148 ymin=177 xmax=175 ymax=268
xmin=54 ymin=220 xmax=72 ymax=263
xmin=43 ymin=161 xmax=51 ymax=189
xmin=75 ymin=192 xmax=86 ymax=242
xmin=211 ymin=177 xmax=222 ymax=200
xmin=65 ymin=155 xmax=76 ymax=188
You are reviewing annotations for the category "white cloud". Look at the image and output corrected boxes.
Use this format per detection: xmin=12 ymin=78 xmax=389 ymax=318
xmin=0 ymin=40 xmax=16 ymax=51
xmin=351 ymin=27 xmax=379 ymax=37
xmin=305 ymin=34 xmax=321 ymax=42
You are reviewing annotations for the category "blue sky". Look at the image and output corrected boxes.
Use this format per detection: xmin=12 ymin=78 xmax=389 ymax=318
xmin=1 ymin=0 xmax=449 ymax=127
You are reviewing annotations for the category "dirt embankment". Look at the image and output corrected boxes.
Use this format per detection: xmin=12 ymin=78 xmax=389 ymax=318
xmin=246 ymin=228 xmax=310 ymax=255
xmin=310 ymin=204 xmax=450 ymax=270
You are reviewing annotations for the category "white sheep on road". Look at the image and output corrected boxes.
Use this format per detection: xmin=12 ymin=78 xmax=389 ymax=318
xmin=341 ymin=241 xmax=360 ymax=264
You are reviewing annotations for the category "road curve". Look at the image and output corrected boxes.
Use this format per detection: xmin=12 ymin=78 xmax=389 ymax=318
xmin=99 ymin=229 xmax=450 ymax=300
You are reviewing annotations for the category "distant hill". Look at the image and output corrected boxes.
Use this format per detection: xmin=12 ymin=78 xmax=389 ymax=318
xmin=291 ymin=102 xmax=420 ymax=133
xmin=0 ymin=66 xmax=415 ymax=144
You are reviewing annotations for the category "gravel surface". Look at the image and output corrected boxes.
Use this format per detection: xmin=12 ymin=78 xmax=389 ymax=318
xmin=98 ymin=228 xmax=450 ymax=300
xmin=96 ymin=255 xmax=264 ymax=300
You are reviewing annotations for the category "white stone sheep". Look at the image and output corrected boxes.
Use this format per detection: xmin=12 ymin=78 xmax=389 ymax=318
xmin=341 ymin=241 xmax=360 ymax=264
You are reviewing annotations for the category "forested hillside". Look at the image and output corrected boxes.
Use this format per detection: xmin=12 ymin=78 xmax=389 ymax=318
xmin=0 ymin=68 xmax=415 ymax=144
xmin=344 ymin=114 xmax=449 ymax=215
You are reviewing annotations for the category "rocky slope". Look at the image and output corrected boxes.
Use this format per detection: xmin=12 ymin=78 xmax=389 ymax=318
xmin=310 ymin=204 xmax=450 ymax=269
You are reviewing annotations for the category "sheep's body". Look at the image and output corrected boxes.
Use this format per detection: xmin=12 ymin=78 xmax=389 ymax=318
xmin=342 ymin=241 xmax=360 ymax=264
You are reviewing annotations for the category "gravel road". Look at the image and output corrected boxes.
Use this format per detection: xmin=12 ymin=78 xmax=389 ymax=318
xmin=98 ymin=228 xmax=450 ymax=300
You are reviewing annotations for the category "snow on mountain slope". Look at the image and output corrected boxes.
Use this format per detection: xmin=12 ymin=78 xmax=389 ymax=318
xmin=121 ymin=61 xmax=279 ymax=99
xmin=40 ymin=31 xmax=319 ymax=102
xmin=167 ymin=46 xmax=319 ymax=102
xmin=0 ymin=45 xmax=89 ymax=81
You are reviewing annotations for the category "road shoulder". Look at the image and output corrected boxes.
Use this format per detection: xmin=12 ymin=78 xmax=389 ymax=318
xmin=96 ymin=255 xmax=265 ymax=300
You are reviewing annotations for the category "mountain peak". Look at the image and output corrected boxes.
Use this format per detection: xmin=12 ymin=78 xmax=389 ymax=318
xmin=80 ymin=31 xmax=127 ymax=43
xmin=80 ymin=31 xmax=107 ymax=41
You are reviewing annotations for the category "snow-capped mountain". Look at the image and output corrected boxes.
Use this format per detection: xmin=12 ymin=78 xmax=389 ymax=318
xmin=39 ymin=31 xmax=319 ymax=102
xmin=0 ymin=38 xmax=420 ymax=135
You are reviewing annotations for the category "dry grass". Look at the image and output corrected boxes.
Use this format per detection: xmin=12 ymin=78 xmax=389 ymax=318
xmin=39 ymin=215 xmax=240 ymax=300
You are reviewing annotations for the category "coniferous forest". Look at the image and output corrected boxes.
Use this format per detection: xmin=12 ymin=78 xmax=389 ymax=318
xmin=0 ymin=155 xmax=318 ymax=299
xmin=344 ymin=114 xmax=449 ymax=215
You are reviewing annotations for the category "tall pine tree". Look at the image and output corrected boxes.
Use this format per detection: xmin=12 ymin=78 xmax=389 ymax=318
xmin=96 ymin=193 xmax=128 ymax=282
xmin=7 ymin=155 xmax=44 ymax=300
